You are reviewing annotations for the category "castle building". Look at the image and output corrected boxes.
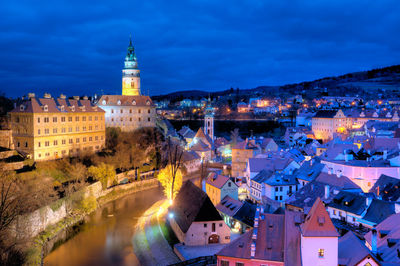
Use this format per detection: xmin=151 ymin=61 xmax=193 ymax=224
xmin=96 ymin=37 xmax=156 ymax=131
xmin=9 ymin=94 xmax=106 ymax=161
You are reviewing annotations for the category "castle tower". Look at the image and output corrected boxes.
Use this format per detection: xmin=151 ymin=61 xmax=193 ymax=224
xmin=122 ymin=36 xmax=141 ymax=96
xmin=204 ymin=100 xmax=214 ymax=142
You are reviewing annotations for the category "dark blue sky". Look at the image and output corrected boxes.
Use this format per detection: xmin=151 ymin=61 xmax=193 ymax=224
xmin=1 ymin=0 xmax=399 ymax=98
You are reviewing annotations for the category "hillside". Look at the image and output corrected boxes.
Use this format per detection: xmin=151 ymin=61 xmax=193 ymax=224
xmin=154 ymin=64 xmax=400 ymax=101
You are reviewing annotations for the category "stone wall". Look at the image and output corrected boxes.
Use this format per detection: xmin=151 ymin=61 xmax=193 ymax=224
xmin=0 ymin=129 xmax=13 ymax=149
xmin=12 ymin=178 xmax=159 ymax=239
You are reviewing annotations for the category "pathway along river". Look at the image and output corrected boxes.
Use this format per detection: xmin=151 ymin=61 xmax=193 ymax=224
xmin=44 ymin=186 xmax=164 ymax=266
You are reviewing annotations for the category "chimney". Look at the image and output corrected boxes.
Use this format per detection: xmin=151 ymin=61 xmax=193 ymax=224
xmin=371 ymin=227 xmax=377 ymax=255
xmin=43 ymin=93 xmax=52 ymax=99
xmin=28 ymin=92 xmax=35 ymax=98
xmin=59 ymin=94 xmax=66 ymax=99
xmin=324 ymin=185 xmax=330 ymax=199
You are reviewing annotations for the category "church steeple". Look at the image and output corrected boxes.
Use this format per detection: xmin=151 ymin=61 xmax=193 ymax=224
xmin=122 ymin=35 xmax=141 ymax=96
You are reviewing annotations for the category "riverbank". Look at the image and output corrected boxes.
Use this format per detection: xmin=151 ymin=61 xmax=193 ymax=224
xmin=24 ymin=178 xmax=160 ymax=265
xmin=132 ymin=199 xmax=180 ymax=266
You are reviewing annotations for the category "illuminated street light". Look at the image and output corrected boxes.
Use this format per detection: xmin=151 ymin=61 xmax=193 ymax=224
xmin=168 ymin=212 xmax=174 ymax=219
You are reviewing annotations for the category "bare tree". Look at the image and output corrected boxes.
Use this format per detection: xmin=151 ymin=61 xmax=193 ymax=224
xmin=166 ymin=137 xmax=183 ymax=202
xmin=230 ymin=128 xmax=240 ymax=146
xmin=0 ymin=166 xmax=25 ymax=264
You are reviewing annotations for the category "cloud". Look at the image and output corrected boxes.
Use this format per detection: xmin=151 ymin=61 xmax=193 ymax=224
xmin=0 ymin=0 xmax=399 ymax=97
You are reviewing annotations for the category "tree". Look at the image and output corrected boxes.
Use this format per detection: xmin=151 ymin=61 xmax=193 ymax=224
xmin=230 ymin=128 xmax=240 ymax=146
xmin=157 ymin=138 xmax=183 ymax=202
xmin=157 ymin=164 xmax=183 ymax=201
xmin=0 ymin=166 xmax=26 ymax=264
xmin=88 ymin=163 xmax=116 ymax=189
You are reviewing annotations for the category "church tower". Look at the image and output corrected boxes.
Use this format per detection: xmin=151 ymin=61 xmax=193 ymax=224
xmin=122 ymin=36 xmax=141 ymax=96
xmin=204 ymin=99 xmax=214 ymax=142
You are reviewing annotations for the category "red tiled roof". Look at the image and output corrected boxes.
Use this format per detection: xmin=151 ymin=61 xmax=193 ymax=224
xmin=300 ymin=197 xmax=339 ymax=237
xmin=206 ymin=172 xmax=235 ymax=189
xmin=97 ymin=95 xmax=154 ymax=107
xmin=10 ymin=97 xmax=104 ymax=113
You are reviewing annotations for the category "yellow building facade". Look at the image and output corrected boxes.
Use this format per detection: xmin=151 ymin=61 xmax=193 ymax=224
xmin=10 ymin=94 xmax=106 ymax=161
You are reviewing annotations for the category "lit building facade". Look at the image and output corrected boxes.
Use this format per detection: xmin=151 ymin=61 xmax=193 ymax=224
xmin=96 ymin=95 xmax=156 ymax=131
xmin=122 ymin=37 xmax=141 ymax=96
xmin=312 ymin=109 xmax=400 ymax=142
xmin=9 ymin=94 xmax=105 ymax=161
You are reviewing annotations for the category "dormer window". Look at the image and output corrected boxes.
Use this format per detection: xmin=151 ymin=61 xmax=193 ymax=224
xmin=60 ymin=105 xmax=65 ymax=111
xmin=20 ymin=105 xmax=25 ymax=111
xmin=132 ymin=100 xmax=136 ymax=105
xmin=117 ymin=100 xmax=121 ymax=105
xmin=71 ymin=106 xmax=75 ymax=112
xmin=43 ymin=105 xmax=48 ymax=112
xmin=146 ymin=100 xmax=150 ymax=105
xmin=102 ymin=100 xmax=106 ymax=105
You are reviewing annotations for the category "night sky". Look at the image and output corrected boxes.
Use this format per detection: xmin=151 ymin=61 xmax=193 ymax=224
xmin=1 ymin=0 xmax=399 ymax=98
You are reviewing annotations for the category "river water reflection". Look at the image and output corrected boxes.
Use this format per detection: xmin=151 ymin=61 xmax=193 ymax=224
xmin=44 ymin=186 xmax=164 ymax=266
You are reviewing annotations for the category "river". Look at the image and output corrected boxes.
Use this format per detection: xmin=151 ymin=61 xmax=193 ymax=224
xmin=44 ymin=186 xmax=165 ymax=266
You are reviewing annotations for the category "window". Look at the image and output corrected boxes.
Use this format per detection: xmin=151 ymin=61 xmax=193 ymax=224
xmin=83 ymin=137 xmax=86 ymax=142
xmin=111 ymin=109 xmax=114 ymax=114
xmin=68 ymin=117 xmax=72 ymax=122
xmin=89 ymin=116 xmax=92 ymax=121
xmin=89 ymin=126 xmax=92 ymax=130
xmin=53 ymin=128 xmax=57 ymax=133
xmin=76 ymin=116 xmax=79 ymax=122
xmin=120 ymin=109 xmax=123 ymax=113
xmin=333 ymin=210 xmax=336 ymax=215
xmin=318 ymin=248 xmax=324 ymax=258
xmin=69 ymin=139 xmax=73 ymax=144
xmin=95 ymin=116 xmax=98 ymax=121
xmin=235 ymin=263 xmax=244 ymax=266
xmin=62 ymin=139 xmax=66 ymax=145
xmin=83 ymin=126 xmax=86 ymax=131
xmin=148 ymin=117 xmax=151 ymax=122
xmin=68 ymin=127 xmax=72 ymax=132
xmin=275 ymin=187 xmax=278 ymax=192
xmin=53 ymin=117 xmax=57 ymax=122
xmin=62 ymin=128 xmax=66 ymax=133
xmin=138 ymin=109 xmax=141 ymax=113
xmin=38 ymin=142 xmax=41 ymax=147
xmin=148 ymin=109 xmax=151 ymax=113
xmin=221 ymin=260 xmax=229 ymax=266
xmin=44 ymin=117 xmax=49 ymax=123
xmin=38 ymin=129 xmax=41 ymax=135
xmin=89 ymin=137 xmax=92 ymax=141
xmin=95 ymin=136 xmax=98 ymax=141
xmin=280 ymin=187 xmax=283 ymax=191
xmin=76 ymin=126 xmax=79 ymax=132
xmin=61 ymin=117 xmax=65 ymax=122
xmin=204 ymin=223 xmax=207 ymax=228
xmin=45 ymin=141 xmax=49 ymax=147
xmin=76 ymin=138 xmax=80 ymax=143
xmin=139 ymin=117 xmax=141 ymax=122
xmin=212 ymin=223 xmax=216 ymax=232
xmin=82 ymin=116 xmax=86 ymax=121
xmin=228 ymin=182 xmax=231 ymax=187
xmin=129 ymin=109 xmax=132 ymax=113
xmin=45 ymin=129 xmax=49 ymax=134
xmin=279 ymin=196 xmax=282 ymax=200
xmin=219 ymin=223 xmax=223 ymax=227
xmin=25 ymin=142 xmax=28 ymax=147
xmin=53 ymin=140 xmax=58 ymax=146
xmin=37 ymin=117 xmax=40 ymax=123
